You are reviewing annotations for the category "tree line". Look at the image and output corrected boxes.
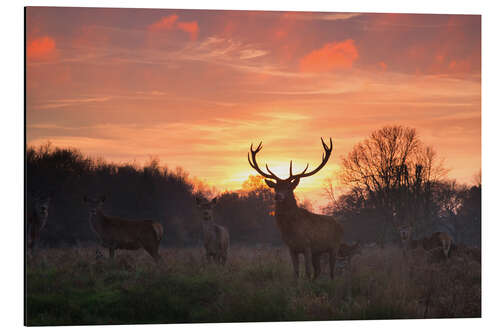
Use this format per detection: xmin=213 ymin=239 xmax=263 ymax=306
xmin=26 ymin=125 xmax=480 ymax=248
xmin=26 ymin=143 xmax=279 ymax=247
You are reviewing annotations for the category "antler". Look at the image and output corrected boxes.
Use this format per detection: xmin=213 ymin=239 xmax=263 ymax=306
xmin=248 ymin=137 xmax=333 ymax=181
xmin=248 ymin=142 xmax=281 ymax=180
xmin=290 ymin=137 xmax=333 ymax=179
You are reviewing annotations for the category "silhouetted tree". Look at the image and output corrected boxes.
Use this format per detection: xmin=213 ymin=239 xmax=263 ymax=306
xmin=340 ymin=126 xmax=447 ymax=245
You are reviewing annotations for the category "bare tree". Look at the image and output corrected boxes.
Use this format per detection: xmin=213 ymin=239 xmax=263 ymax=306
xmin=341 ymin=126 xmax=447 ymax=245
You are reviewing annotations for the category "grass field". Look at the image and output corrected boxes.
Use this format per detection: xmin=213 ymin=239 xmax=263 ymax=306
xmin=25 ymin=245 xmax=481 ymax=326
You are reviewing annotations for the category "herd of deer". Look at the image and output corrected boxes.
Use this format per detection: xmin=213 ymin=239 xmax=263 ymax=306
xmin=27 ymin=138 xmax=467 ymax=279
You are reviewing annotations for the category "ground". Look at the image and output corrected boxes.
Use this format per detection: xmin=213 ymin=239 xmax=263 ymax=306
xmin=25 ymin=245 xmax=480 ymax=326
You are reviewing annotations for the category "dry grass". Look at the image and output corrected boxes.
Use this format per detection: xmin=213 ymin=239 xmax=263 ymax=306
xmin=25 ymin=244 xmax=480 ymax=326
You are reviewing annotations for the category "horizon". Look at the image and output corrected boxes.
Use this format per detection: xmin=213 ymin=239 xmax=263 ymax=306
xmin=26 ymin=8 xmax=481 ymax=210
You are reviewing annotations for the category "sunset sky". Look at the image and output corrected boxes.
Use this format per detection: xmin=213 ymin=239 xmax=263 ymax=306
xmin=26 ymin=7 xmax=481 ymax=208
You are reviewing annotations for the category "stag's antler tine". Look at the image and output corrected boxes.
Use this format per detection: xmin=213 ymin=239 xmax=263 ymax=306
xmin=248 ymin=141 xmax=280 ymax=180
xmin=265 ymin=163 xmax=282 ymax=180
xmin=292 ymin=137 xmax=333 ymax=179
xmin=297 ymin=164 xmax=309 ymax=177
xmin=289 ymin=160 xmax=293 ymax=178
xmin=321 ymin=137 xmax=333 ymax=151
xmin=247 ymin=152 xmax=254 ymax=168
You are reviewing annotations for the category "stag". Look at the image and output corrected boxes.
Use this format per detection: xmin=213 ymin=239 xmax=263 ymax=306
xmin=196 ymin=197 xmax=230 ymax=265
xmin=83 ymin=195 xmax=164 ymax=262
xmin=27 ymin=192 xmax=51 ymax=254
xmin=248 ymin=138 xmax=343 ymax=280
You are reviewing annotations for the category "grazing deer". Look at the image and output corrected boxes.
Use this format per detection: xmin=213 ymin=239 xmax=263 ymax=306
xmin=424 ymin=231 xmax=453 ymax=259
xmin=83 ymin=195 xmax=164 ymax=262
xmin=195 ymin=197 xmax=230 ymax=265
xmin=27 ymin=192 xmax=51 ymax=254
xmin=337 ymin=242 xmax=362 ymax=274
xmin=248 ymin=138 xmax=344 ymax=280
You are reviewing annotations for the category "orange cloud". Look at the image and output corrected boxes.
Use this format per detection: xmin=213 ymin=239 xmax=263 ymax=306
xmin=300 ymin=39 xmax=359 ymax=72
xmin=148 ymin=15 xmax=199 ymax=40
xmin=177 ymin=21 xmax=199 ymax=41
xmin=27 ymin=36 xmax=56 ymax=61
xmin=448 ymin=59 xmax=471 ymax=73
xmin=148 ymin=15 xmax=179 ymax=32
xmin=378 ymin=61 xmax=387 ymax=71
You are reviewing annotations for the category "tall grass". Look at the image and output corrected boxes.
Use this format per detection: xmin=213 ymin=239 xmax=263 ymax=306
xmin=25 ymin=245 xmax=480 ymax=326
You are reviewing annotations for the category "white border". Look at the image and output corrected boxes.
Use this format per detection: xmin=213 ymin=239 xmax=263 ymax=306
xmin=3 ymin=0 xmax=500 ymax=332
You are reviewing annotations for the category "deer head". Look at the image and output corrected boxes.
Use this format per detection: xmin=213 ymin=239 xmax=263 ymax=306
xmin=32 ymin=192 xmax=51 ymax=220
xmin=196 ymin=197 xmax=217 ymax=222
xmin=398 ymin=224 xmax=412 ymax=242
xmin=248 ymin=138 xmax=333 ymax=203
xmin=83 ymin=195 xmax=106 ymax=217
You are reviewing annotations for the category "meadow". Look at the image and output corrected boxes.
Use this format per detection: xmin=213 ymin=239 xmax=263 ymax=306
xmin=25 ymin=244 xmax=480 ymax=325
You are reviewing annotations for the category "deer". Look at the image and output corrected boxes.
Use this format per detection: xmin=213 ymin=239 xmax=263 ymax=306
xmin=83 ymin=195 xmax=164 ymax=262
xmin=195 ymin=197 xmax=230 ymax=265
xmin=397 ymin=224 xmax=413 ymax=257
xmin=336 ymin=241 xmax=362 ymax=274
xmin=397 ymin=224 xmax=454 ymax=260
xmin=248 ymin=137 xmax=344 ymax=280
xmin=424 ymin=231 xmax=453 ymax=259
xmin=27 ymin=192 xmax=51 ymax=254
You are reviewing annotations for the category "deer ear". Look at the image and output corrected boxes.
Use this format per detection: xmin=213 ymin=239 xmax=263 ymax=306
xmin=290 ymin=177 xmax=300 ymax=189
xmin=265 ymin=179 xmax=276 ymax=188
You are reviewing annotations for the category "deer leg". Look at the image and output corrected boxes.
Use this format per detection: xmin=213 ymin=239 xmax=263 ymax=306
xmin=109 ymin=248 xmax=115 ymax=259
xmin=304 ymin=246 xmax=313 ymax=280
xmin=312 ymin=253 xmax=322 ymax=280
xmin=442 ymin=240 xmax=451 ymax=258
xmin=329 ymin=250 xmax=337 ymax=280
xmin=143 ymin=243 xmax=162 ymax=263
xmin=289 ymin=248 xmax=299 ymax=279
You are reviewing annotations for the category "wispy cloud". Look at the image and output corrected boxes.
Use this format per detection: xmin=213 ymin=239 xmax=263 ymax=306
xmin=282 ymin=12 xmax=362 ymax=21
xmin=36 ymin=97 xmax=113 ymax=109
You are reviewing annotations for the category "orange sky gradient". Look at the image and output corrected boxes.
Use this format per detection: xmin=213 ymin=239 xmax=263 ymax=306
xmin=26 ymin=8 xmax=481 ymax=209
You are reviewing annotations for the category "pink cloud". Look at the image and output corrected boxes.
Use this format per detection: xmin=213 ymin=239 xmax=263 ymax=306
xmin=300 ymin=39 xmax=359 ymax=72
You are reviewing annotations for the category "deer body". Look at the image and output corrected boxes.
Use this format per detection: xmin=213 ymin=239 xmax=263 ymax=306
xmin=248 ymin=138 xmax=343 ymax=280
xmin=424 ymin=231 xmax=453 ymax=258
xmin=398 ymin=225 xmax=454 ymax=260
xmin=84 ymin=196 xmax=163 ymax=262
xmin=196 ymin=197 xmax=230 ymax=265
xmin=276 ymin=203 xmax=342 ymax=254
xmin=27 ymin=193 xmax=51 ymax=253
